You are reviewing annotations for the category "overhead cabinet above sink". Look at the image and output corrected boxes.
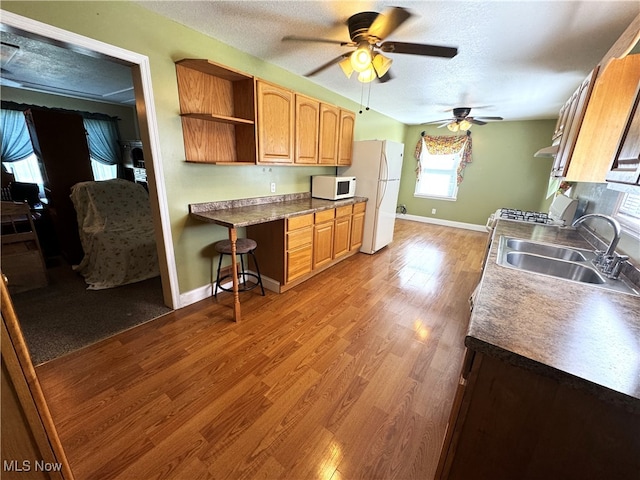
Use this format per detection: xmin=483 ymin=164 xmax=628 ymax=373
xmin=175 ymin=59 xmax=355 ymax=166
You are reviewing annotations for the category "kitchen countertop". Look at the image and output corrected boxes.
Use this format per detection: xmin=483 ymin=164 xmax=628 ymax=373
xmin=468 ymin=219 xmax=640 ymax=409
xmin=189 ymin=193 xmax=368 ymax=228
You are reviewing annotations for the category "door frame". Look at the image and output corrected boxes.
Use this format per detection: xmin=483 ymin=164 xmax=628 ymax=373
xmin=0 ymin=10 xmax=179 ymax=309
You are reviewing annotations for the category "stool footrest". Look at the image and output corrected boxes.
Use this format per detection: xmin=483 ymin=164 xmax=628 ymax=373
xmin=217 ymin=272 xmax=262 ymax=293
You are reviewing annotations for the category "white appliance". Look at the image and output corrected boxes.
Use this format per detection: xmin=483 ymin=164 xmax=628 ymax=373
xmin=311 ymin=175 xmax=356 ymax=200
xmin=339 ymin=139 xmax=404 ymax=254
xmin=486 ymin=194 xmax=579 ymax=232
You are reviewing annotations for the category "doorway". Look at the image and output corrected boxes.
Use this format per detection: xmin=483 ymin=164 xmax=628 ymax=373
xmin=1 ymin=10 xmax=179 ymax=363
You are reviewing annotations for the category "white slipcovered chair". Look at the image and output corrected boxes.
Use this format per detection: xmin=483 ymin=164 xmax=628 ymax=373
xmin=70 ymin=178 xmax=159 ymax=289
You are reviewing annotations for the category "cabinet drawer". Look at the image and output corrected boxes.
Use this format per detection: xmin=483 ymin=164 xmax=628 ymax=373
xmin=336 ymin=205 xmax=352 ymax=217
xmin=353 ymin=201 xmax=366 ymax=214
xmin=287 ymin=226 xmax=312 ymax=250
xmin=287 ymin=213 xmax=313 ymax=231
xmin=287 ymin=245 xmax=313 ymax=282
xmin=315 ymin=208 xmax=335 ymax=224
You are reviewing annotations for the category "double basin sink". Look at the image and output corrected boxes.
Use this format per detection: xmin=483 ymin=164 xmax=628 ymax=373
xmin=496 ymin=236 xmax=639 ymax=296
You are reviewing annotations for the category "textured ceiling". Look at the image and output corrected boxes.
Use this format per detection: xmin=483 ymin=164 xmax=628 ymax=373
xmin=0 ymin=31 xmax=135 ymax=105
xmin=1 ymin=1 xmax=639 ymax=126
xmin=138 ymin=0 xmax=640 ymax=125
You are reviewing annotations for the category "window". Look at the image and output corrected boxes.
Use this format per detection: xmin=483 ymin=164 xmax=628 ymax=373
xmin=3 ymin=153 xmax=46 ymax=198
xmin=415 ymin=150 xmax=462 ymax=200
xmin=614 ymin=192 xmax=640 ymax=239
xmin=413 ymin=134 xmax=472 ymax=202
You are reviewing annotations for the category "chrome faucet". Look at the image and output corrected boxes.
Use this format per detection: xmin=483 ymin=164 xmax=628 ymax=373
xmin=572 ymin=214 xmax=627 ymax=279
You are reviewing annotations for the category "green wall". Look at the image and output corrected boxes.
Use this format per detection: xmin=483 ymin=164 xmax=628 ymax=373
xmin=2 ymin=1 xmax=406 ymax=294
xmin=2 ymin=1 xmax=555 ymax=297
xmin=399 ymin=120 xmax=555 ymax=226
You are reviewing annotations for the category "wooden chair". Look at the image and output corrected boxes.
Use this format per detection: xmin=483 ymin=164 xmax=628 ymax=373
xmin=1 ymin=201 xmax=48 ymax=294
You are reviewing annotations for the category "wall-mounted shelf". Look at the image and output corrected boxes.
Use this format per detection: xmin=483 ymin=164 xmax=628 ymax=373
xmin=175 ymin=59 xmax=256 ymax=164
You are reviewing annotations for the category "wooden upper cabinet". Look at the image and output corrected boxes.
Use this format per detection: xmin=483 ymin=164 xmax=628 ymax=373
xmin=294 ymin=94 xmax=320 ymax=164
xmin=175 ymin=59 xmax=256 ymax=164
xmin=551 ymin=69 xmax=597 ymax=178
xmin=319 ymin=104 xmax=340 ymax=165
xmin=565 ymin=54 xmax=640 ymax=182
xmin=607 ymin=81 xmax=640 ymax=185
xmin=256 ymin=80 xmax=294 ymax=164
xmin=338 ymin=109 xmax=355 ymax=166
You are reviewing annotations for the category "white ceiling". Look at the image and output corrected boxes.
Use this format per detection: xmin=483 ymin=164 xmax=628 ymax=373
xmin=1 ymin=1 xmax=639 ymax=126
xmin=138 ymin=0 xmax=640 ymax=125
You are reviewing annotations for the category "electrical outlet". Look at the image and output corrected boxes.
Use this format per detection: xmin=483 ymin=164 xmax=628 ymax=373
xmin=270 ymin=182 xmax=276 ymax=193
xmin=431 ymin=208 xmax=437 ymax=214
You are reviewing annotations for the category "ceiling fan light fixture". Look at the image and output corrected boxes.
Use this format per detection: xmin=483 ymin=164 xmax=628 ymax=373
xmin=339 ymin=57 xmax=354 ymax=78
xmin=447 ymin=122 xmax=460 ymax=132
xmin=357 ymin=64 xmax=376 ymax=83
xmin=459 ymin=119 xmax=472 ymax=130
xmin=372 ymin=52 xmax=392 ymax=77
xmin=351 ymin=43 xmax=372 ymax=72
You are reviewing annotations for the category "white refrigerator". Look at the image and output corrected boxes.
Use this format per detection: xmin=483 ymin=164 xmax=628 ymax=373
xmin=339 ymin=140 xmax=404 ymax=254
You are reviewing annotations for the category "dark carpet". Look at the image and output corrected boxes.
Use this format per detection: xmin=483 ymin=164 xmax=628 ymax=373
xmin=10 ymin=259 xmax=172 ymax=366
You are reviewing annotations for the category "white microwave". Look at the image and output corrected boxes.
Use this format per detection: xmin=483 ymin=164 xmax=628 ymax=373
xmin=311 ymin=175 xmax=356 ymax=200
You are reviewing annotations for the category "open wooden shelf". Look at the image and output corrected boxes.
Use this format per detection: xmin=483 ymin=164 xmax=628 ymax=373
xmin=176 ymin=59 xmax=257 ymax=164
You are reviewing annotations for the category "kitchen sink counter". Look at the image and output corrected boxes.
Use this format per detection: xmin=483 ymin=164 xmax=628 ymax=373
xmin=189 ymin=192 xmax=367 ymax=228
xmin=468 ymin=219 xmax=640 ymax=409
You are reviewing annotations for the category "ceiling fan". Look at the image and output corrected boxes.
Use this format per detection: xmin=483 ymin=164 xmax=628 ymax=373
xmin=282 ymin=6 xmax=458 ymax=83
xmin=426 ymin=107 xmax=504 ymax=131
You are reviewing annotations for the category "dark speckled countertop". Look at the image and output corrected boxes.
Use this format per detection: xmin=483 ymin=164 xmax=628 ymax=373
xmin=469 ymin=220 xmax=640 ymax=409
xmin=189 ymin=193 xmax=368 ymax=228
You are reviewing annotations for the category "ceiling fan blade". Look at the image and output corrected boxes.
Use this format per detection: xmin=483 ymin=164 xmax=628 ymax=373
xmin=424 ymin=118 xmax=454 ymax=124
xmin=282 ymin=35 xmax=353 ymax=47
xmin=305 ymin=53 xmax=350 ymax=77
xmin=470 ymin=118 xmax=487 ymax=125
xmin=368 ymin=7 xmax=412 ymax=41
xmin=380 ymin=41 xmax=458 ymax=58
xmin=474 ymin=116 xmax=503 ymax=121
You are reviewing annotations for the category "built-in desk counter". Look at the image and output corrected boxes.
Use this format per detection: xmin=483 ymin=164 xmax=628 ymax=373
xmin=189 ymin=193 xmax=367 ymax=320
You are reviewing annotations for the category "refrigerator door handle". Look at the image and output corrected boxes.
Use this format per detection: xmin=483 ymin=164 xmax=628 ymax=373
xmin=377 ymin=179 xmax=387 ymax=210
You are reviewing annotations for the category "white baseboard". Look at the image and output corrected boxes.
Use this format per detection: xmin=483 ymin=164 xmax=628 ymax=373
xmin=179 ymin=272 xmax=280 ymax=308
xmin=397 ymin=213 xmax=488 ymax=232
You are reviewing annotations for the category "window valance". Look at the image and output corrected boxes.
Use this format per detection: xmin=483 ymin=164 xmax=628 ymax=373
xmin=415 ymin=133 xmax=473 ymax=185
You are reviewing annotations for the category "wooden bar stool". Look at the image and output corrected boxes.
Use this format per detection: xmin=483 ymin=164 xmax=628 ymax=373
xmin=214 ymin=238 xmax=265 ymax=298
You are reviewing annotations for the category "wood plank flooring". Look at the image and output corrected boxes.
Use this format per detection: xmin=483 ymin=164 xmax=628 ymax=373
xmin=34 ymin=220 xmax=487 ymax=480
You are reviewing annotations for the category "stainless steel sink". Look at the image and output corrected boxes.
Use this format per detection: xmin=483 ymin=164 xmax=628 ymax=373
xmin=505 ymin=252 xmax=605 ymax=284
xmin=506 ymin=238 xmax=586 ymax=261
xmin=496 ymin=236 xmax=639 ymax=296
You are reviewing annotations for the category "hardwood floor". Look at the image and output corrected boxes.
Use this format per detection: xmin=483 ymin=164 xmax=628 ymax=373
xmin=35 ymin=220 xmax=487 ymax=480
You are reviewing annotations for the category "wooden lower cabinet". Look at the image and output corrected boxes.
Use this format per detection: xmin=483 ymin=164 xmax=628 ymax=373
xmin=313 ymin=209 xmax=335 ymax=269
xmin=247 ymin=201 xmax=366 ymax=292
xmin=333 ymin=205 xmax=352 ymax=260
xmin=436 ymin=349 xmax=640 ymax=480
xmin=350 ymin=202 xmax=365 ymax=251
xmin=286 ymin=213 xmax=313 ymax=283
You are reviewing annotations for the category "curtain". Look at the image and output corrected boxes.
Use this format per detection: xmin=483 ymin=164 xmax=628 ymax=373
xmin=84 ymin=117 xmax=120 ymax=165
xmin=415 ymin=134 xmax=473 ymax=185
xmin=0 ymin=109 xmax=34 ymax=162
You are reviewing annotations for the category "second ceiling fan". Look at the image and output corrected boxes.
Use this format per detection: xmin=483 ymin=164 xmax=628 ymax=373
xmin=282 ymin=6 xmax=458 ymax=83
xmin=427 ymin=107 xmax=504 ymax=131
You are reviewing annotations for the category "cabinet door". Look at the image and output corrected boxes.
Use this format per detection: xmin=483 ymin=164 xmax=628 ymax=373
xmin=567 ymin=55 xmax=640 ymax=182
xmin=337 ymin=109 xmax=355 ymax=166
xmin=257 ymin=80 xmax=294 ymax=163
xmin=333 ymin=207 xmax=352 ymax=259
xmin=313 ymin=222 xmax=334 ymax=268
xmin=607 ymin=82 xmax=640 ymax=185
xmin=552 ymin=68 xmax=597 ymax=178
xmin=295 ymin=95 xmax=320 ymax=164
xmin=318 ymin=104 xmax=340 ymax=165
xmin=350 ymin=202 xmax=366 ymax=251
